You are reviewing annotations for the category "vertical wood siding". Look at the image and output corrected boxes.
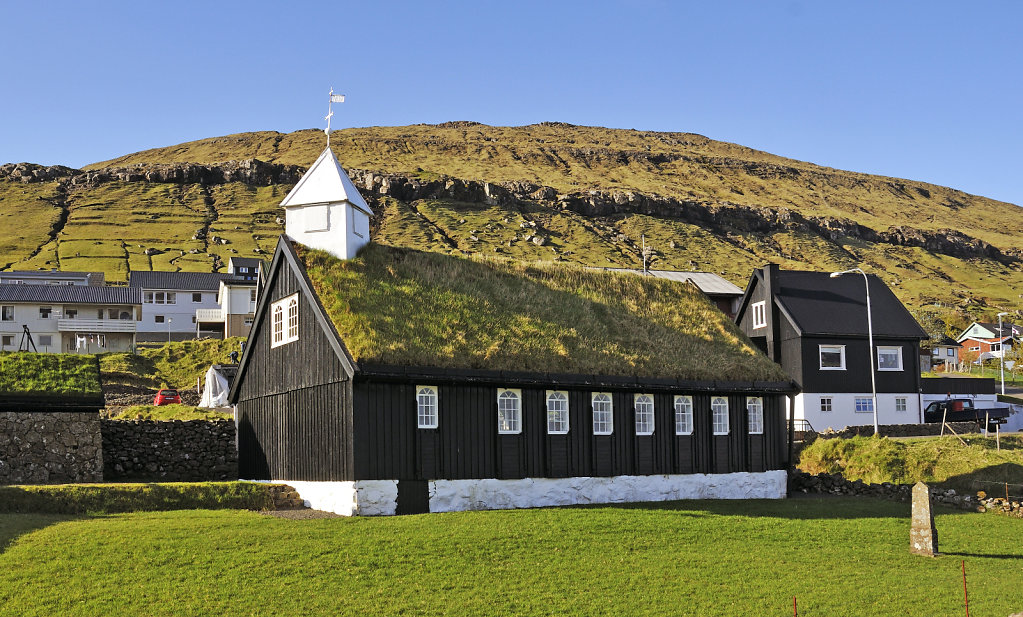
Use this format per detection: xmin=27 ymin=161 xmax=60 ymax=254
xmin=235 ymin=261 xmax=353 ymax=481
xmin=356 ymin=381 xmax=788 ymax=481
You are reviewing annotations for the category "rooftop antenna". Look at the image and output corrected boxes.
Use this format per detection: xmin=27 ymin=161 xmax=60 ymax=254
xmin=324 ymin=87 xmax=346 ymax=148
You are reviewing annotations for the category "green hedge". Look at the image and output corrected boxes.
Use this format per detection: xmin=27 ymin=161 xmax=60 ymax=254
xmin=0 ymin=482 xmax=275 ymax=514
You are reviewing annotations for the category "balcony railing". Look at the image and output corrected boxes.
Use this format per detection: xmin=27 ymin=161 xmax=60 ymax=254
xmin=57 ymin=318 xmax=136 ymax=333
xmin=195 ymin=308 xmax=225 ymax=323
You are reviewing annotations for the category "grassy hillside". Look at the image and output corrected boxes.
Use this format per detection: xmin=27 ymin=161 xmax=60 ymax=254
xmin=2 ymin=123 xmax=1020 ymax=331
xmin=99 ymin=337 xmax=245 ymax=390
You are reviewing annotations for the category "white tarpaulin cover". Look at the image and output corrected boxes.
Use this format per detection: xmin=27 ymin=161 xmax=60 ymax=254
xmin=199 ymin=366 xmax=231 ymax=408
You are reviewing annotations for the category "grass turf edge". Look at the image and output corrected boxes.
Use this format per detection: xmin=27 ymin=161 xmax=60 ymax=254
xmin=0 ymin=481 xmax=275 ymax=514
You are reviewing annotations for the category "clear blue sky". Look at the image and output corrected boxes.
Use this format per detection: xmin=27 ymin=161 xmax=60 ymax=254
xmin=2 ymin=1 xmax=1021 ymax=206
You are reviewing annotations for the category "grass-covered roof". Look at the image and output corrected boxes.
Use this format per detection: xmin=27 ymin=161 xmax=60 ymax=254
xmin=300 ymin=243 xmax=788 ymax=382
xmin=0 ymin=352 xmax=102 ymax=398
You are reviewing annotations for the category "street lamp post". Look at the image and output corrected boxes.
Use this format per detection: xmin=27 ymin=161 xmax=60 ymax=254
xmin=997 ymin=312 xmax=1009 ymax=396
xmin=831 ymin=268 xmax=879 ymax=435
xmin=167 ymin=317 xmax=173 ymax=343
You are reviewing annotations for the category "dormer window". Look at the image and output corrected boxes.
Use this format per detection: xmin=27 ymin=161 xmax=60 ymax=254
xmin=271 ymin=294 xmax=299 ymax=348
xmin=752 ymin=301 xmax=766 ymax=329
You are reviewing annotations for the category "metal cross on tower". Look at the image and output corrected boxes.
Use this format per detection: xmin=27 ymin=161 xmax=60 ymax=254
xmin=324 ymin=87 xmax=346 ymax=147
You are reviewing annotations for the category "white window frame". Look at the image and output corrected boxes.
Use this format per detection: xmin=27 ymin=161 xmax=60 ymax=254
xmin=895 ymin=397 xmax=907 ymax=412
xmin=634 ymin=394 xmax=655 ymax=435
xmin=144 ymin=292 xmax=153 ymax=304
xmin=192 ymin=292 xmax=203 ymax=303
xmin=0 ymin=305 xmax=13 ymax=321
xmin=855 ymin=397 xmax=874 ymax=413
xmin=752 ymin=301 xmax=767 ymax=329
xmin=546 ymin=390 xmax=569 ymax=434
xmin=417 ymin=386 xmax=438 ymax=429
xmin=592 ymin=393 xmax=613 ymax=435
xmin=969 ymin=346 xmax=980 ymax=352
xmin=819 ymin=345 xmax=846 ymax=370
xmin=946 ymin=348 xmax=955 ymax=357
xmin=747 ymin=397 xmax=764 ymax=434
xmin=39 ymin=306 xmax=51 ymax=319
xmin=991 ymin=343 xmax=1002 ymax=353
xmin=820 ymin=397 xmax=833 ymax=413
xmin=271 ymin=294 xmax=299 ymax=348
xmin=877 ymin=346 xmax=903 ymax=371
xmin=497 ymin=388 xmax=522 ymax=434
xmin=674 ymin=395 xmax=693 ymax=435
xmin=712 ymin=397 xmax=729 ymax=435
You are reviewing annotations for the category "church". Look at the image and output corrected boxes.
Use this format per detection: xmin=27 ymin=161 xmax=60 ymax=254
xmin=228 ymin=130 xmax=796 ymax=516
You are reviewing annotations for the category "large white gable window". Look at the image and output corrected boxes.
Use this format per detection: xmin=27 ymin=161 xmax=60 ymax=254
xmin=819 ymin=345 xmax=846 ymax=370
xmin=752 ymin=301 xmax=767 ymax=329
xmin=877 ymin=346 xmax=903 ymax=371
xmin=592 ymin=393 xmax=613 ymax=435
xmin=674 ymin=395 xmax=693 ymax=435
xmin=546 ymin=391 xmax=569 ymax=434
xmin=712 ymin=397 xmax=729 ymax=435
xmin=747 ymin=397 xmax=764 ymax=434
xmin=498 ymin=389 xmax=522 ymax=434
xmin=271 ymin=293 xmax=299 ymax=348
xmin=417 ymin=386 xmax=438 ymax=429
xmin=634 ymin=394 xmax=654 ymax=435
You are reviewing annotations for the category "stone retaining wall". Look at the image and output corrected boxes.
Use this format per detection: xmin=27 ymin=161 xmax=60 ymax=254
xmin=0 ymin=412 xmax=103 ymax=484
xmin=807 ymin=421 xmax=983 ymax=441
xmin=101 ymin=419 xmax=237 ymax=482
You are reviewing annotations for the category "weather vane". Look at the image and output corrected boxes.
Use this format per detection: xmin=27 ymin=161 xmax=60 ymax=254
xmin=325 ymin=87 xmax=346 ymax=147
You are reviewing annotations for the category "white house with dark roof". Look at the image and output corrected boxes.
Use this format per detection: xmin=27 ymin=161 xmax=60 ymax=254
xmin=129 ymin=271 xmax=234 ymax=342
xmin=0 ymin=270 xmax=105 ymax=286
xmin=0 ymin=284 xmax=140 ymax=353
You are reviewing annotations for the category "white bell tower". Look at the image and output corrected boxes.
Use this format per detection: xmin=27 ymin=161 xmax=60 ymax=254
xmin=280 ymin=90 xmax=372 ymax=259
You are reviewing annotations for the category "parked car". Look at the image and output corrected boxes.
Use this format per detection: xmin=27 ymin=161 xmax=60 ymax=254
xmin=153 ymin=389 xmax=181 ymax=406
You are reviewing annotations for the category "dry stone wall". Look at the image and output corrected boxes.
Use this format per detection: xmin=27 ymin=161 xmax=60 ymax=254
xmin=0 ymin=412 xmax=103 ymax=484
xmin=101 ymin=419 xmax=237 ymax=482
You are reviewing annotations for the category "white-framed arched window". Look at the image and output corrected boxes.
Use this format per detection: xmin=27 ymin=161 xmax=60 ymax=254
xmin=747 ymin=397 xmax=764 ymax=435
xmin=287 ymin=296 xmax=299 ymax=340
xmin=592 ymin=393 xmax=613 ymax=435
xmin=417 ymin=386 xmax=438 ymax=429
xmin=498 ymin=388 xmax=522 ymax=434
xmin=674 ymin=395 xmax=693 ymax=435
xmin=712 ymin=397 xmax=729 ymax=435
xmin=634 ymin=394 xmax=654 ymax=435
xmin=546 ymin=391 xmax=569 ymax=434
xmin=271 ymin=293 xmax=299 ymax=348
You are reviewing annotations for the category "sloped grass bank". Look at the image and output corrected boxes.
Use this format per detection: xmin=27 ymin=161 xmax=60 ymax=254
xmin=799 ymin=435 xmax=1023 ymax=493
xmin=107 ymin=403 xmax=232 ymax=421
xmin=0 ymin=498 xmax=1020 ymax=616
xmin=99 ymin=337 xmax=245 ymax=390
xmin=0 ymin=482 xmax=273 ymax=515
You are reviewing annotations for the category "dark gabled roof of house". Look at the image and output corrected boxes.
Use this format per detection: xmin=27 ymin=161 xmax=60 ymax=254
xmin=769 ymin=270 xmax=928 ymax=339
xmin=128 ymin=271 xmax=233 ymax=291
xmin=228 ymin=257 xmax=263 ymax=269
xmin=975 ymin=322 xmax=1021 ymax=338
xmin=931 ymin=335 xmax=961 ymax=347
xmin=289 ymin=240 xmax=789 ymax=382
xmin=0 ymin=284 xmax=140 ymax=304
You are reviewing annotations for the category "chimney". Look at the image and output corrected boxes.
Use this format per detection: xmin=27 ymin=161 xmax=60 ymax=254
xmin=762 ymin=263 xmax=781 ymax=362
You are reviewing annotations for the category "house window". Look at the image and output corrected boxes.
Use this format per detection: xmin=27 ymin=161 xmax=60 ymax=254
xmin=1 ymin=335 xmax=12 ymax=346
xmin=820 ymin=397 xmax=833 ymax=412
xmin=271 ymin=294 xmax=299 ymax=348
xmin=991 ymin=343 xmax=1002 ymax=353
xmin=747 ymin=397 xmax=764 ymax=434
xmin=819 ymin=345 xmax=846 ymax=370
xmin=712 ymin=397 xmax=729 ymax=435
xmin=154 ymin=315 xmax=165 ymax=324
xmin=39 ymin=306 xmax=51 ymax=319
xmin=65 ymin=309 xmax=77 ymax=319
xmin=855 ymin=397 xmax=874 ymax=413
xmin=546 ymin=391 xmax=569 ymax=434
xmin=969 ymin=346 xmax=980 ymax=352
xmin=497 ymin=389 xmax=522 ymax=434
xmin=192 ymin=315 xmax=197 ymax=324
xmin=592 ymin=393 xmax=613 ymax=435
xmin=243 ymin=318 xmax=253 ymax=327
xmin=1 ymin=305 xmax=13 ymax=321
xmin=417 ymin=386 xmax=438 ymax=429
xmin=752 ymin=301 xmax=767 ymax=329
xmin=38 ymin=335 xmax=52 ymax=347
xmin=250 ymin=289 xmax=257 ymax=302
xmin=674 ymin=395 xmax=693 ymax=435
xmin=192 ymin=292 xmax=203 ymax=303
xmin=634 ymin=394 xmax=654 ymax=435
xmin=946 ymin=348 xmax=955 ymax=357
xmin=895 ymin=397 xmax=907 ymax=412
xmin=144 ymin=292 xmax=153 ymax=303
xmin=877 ymin=346 xmax=903 ymax=371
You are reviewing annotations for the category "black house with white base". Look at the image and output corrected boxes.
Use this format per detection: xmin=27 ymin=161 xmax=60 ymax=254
xmin=228 ymin=147 xmax=797 ymax=516
xmin=735 ymin=264 xmax=928 ymax=432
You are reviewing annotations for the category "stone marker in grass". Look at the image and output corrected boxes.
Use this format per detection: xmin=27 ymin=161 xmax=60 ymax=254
xmin=910 ymin=481 xmax=938 ymax=556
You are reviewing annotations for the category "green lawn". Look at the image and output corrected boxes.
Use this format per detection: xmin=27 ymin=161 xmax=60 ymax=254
xmin=0 ymin=498 xmax=1020 ymax=616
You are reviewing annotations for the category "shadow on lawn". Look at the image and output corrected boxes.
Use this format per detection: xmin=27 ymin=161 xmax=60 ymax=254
xmin=0 ymin=514 xmax=79 ymax=556
xmin=944 ymin=551 xmax=1023 ymax=561
xmin=589 ymin=496 xmax=925 ymax=520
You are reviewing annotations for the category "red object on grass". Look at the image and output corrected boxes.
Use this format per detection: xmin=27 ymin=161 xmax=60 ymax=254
xmin=153 ymin=389 xmax=181 ymax=406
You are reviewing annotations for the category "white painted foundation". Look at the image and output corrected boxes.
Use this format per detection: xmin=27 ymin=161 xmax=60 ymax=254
xmin=427 ymin=471 xmax=787 ymax=513
xmin=253 ymin=480 xmax=398 ymax=516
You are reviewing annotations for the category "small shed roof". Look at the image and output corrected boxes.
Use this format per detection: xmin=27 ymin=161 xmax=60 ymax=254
xmin=603 ymin=268 xmax=743 ymax=296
